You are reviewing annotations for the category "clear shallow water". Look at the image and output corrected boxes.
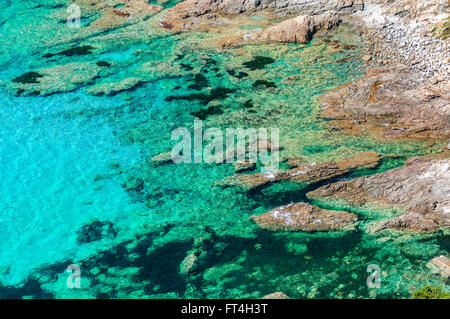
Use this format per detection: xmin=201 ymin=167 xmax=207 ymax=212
xmin=0 ymin=1 xmax=448 ymax=298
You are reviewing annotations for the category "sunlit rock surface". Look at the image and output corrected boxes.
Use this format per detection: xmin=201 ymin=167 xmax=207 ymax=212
xmin=250 ymin=202 xmax=357 ymax=231
xmin=308 ymin=155 xmax=450 ymax=232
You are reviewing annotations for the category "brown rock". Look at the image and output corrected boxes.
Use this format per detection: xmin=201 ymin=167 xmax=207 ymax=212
xmin=233 ymin=161 xmax=257 ymax=173
xmin=371 ymin=213 xmax=440 ymax=233
xmin=319 ymin=64 xmax=450 ymax=140
xmin=262 ymin=292 xmax=290 ymax=299
xmin=431 ymin=255 xmax=450 ymax=278
xmin=150 ymin=152 xmax=177 ymax=167
xmin=308 ymin=156 xmax=450 ymax=232
xmin=250 ymin=202 xmax=357 ymax=232
xmin=90 ymin=1 xmax=162 ymax=30
xmin=246 ymin=13 xmax=339 ymax=44
xmin=216 ymin=152 xmax=381 ymax=191
xmin=286 ymin=75 xmax=298 ymax=81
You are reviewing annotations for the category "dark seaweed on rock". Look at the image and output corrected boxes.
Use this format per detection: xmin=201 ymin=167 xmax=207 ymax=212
xmin=227 ymin=70 xmax=249 ymax=79
xmin=243 ymin=99 xmax=254 ymax=108
xmin=187 ymin=73 xmax=208 ymax=90
xmin=243 ymin=56 xmax=275 ymax=70
xmin=252 ymin=80 xmax=277 ymax=88
xmin=76 ymin=220 xmax=117 ymax=244
xmin=191 ymin=104 xmax=224 ymax=120
xmin=165 ymin=87 xmax=236 ymax=105
xmin=96 ymin=61 xmax=111 ymax=67
xmin=43 ymin=45 xmax=94 ymax=58
xmin=12 ymin=71 xmax=43 ymax=84
xmin=180 ymin=63 xmax=193 ymax=71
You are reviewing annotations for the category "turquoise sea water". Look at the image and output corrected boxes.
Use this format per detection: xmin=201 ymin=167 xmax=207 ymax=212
xmin=0 ymin=1 xmax=448 ymax=298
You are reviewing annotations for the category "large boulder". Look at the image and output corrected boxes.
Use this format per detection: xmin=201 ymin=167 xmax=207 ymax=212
xmin=246 ymin=13 xmax=340 ymax=44
xmin=250 ymin=202 xmax=357 ymax=231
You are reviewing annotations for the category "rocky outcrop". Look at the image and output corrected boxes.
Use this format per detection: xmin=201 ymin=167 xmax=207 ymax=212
xmin=320 ymin=64 xmax=450 ymax=140
xmin=88 ymin=78 xmax=144 ymax=96
xmin=161 ymin=0 xmax=363 ymax=33
xmin=216 ymin=152 xmax=381 ymax=191
xmin=308 ymin=155 xmax=450 ymax=233
xmin=233 ymin=161 xmax=257 ymax=173
xmin=431 ymin=255 xmax=450 ymax=278
xmin=164 ymin=0 xmax=364 ymax=20
xmin=150 ymin=152 xmax=176 ymax=167
xmin=6 ymin=62 xmax=103 ymax=96
xmin=370 ymin=213 xmax=440 ymax=233
xmin=244 ymin=13 xmax=340 ymax=44
xmin=250 ymin=202 xmax=357 ymax=232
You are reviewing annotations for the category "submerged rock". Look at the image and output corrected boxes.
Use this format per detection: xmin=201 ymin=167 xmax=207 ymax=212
xmin=308 ymin=155 xmax=450 ymax=233
xmin=8 ymin=62 xmax=102 ymax=96
xmin=370 ymin=213 xmax=440 ymax=233
xmin=76 ymin=220 xmax=117 ymax=244
xmin=150 ymin=151 xmax=179 ymax=167
xmin=262 ymin=292 xmax=290 ymax=299
xmin=431 ymin=255 xmax=450 ymax=278
xmin=250 ymin=202 xmax=357 ymax=232
xmin=88 ymin=0 xmax=162 ymax=30
xmin=12 ymin=72 xmax=43 ymax=84
xmin=88 ymin=78 xmax=144 ymax=96
xmin=216 ymin=152 xmax=381 ymax=191
xmin=179 ymin=253 xmax=198 ymax=276
xmin=233 ymin=161 xmax=257 ymax=173
xmin=43 ymin=45 xmax=94 ymax=58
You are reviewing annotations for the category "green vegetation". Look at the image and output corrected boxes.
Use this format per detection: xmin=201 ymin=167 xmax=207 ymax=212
xmin=12 ymin=71 xmax=43 ymax=84
xmin=43 ymin=45 xmax=94 ymax=58
xmin=412 ymin=286 xmax=450 ymax=299
xmin=242 ymin=56 xmax=275 ymax=70
xmin=433 ymin=17 xmax=449 ymax=40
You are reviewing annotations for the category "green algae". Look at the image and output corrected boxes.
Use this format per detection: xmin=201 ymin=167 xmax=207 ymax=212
xmin=165 ymin=87 xmax=236 ymax=105
xmin=12 ymin=72 xmax=43 ymax=84
xmin=252 ymin=80 xmax=277 ymax=88
xmin=412 ymin=285 xmax=450 ymax=299
xmin=191 ymin=104 xmax=224 ymax=120
xmin=187 ymin=73 xmax=209 ymax=90
xmin=242 ymin=56 xmax=275 ymax=70
xmin=96 ymin=61 xmax=112 ymax=67
xmin=227 ymin=70 xmax=249 ymax=79
xmin=43 ymin=45 xmax=94 ymax=58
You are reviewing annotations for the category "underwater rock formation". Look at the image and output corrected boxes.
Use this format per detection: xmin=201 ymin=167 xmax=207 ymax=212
xmin=8 ymin=62 xmax=102 ymax=96
xmin=370 ymin=213 xmax=440 ymax=233
xmin=77 ymin=0 xmax=162 ymax=31
xmin=150 ymin=152 xmax=176 ymax=167
xmin=431 ymin=255 xmax=450 ymax=278
xmin=308 ymin=155 xmax=450 ymax=233
xmin=216 ymin=152 xmax=381 ymax=191
xmin=262 ymin=292 xmax=290 ymax=299
xmin=88 ymin=78 xmax=144 ymax=96
xmin=76 ymin=220 xmax=117 ymax=244
xmin=250 ymin=202 xmax=357 ymax=232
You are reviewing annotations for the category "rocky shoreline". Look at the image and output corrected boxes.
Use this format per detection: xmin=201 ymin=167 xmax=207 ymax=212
xmin=159 ymin=0 xmax=450 ymax=239
xmin=0 ymin=0 xmax=448 ymax=298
